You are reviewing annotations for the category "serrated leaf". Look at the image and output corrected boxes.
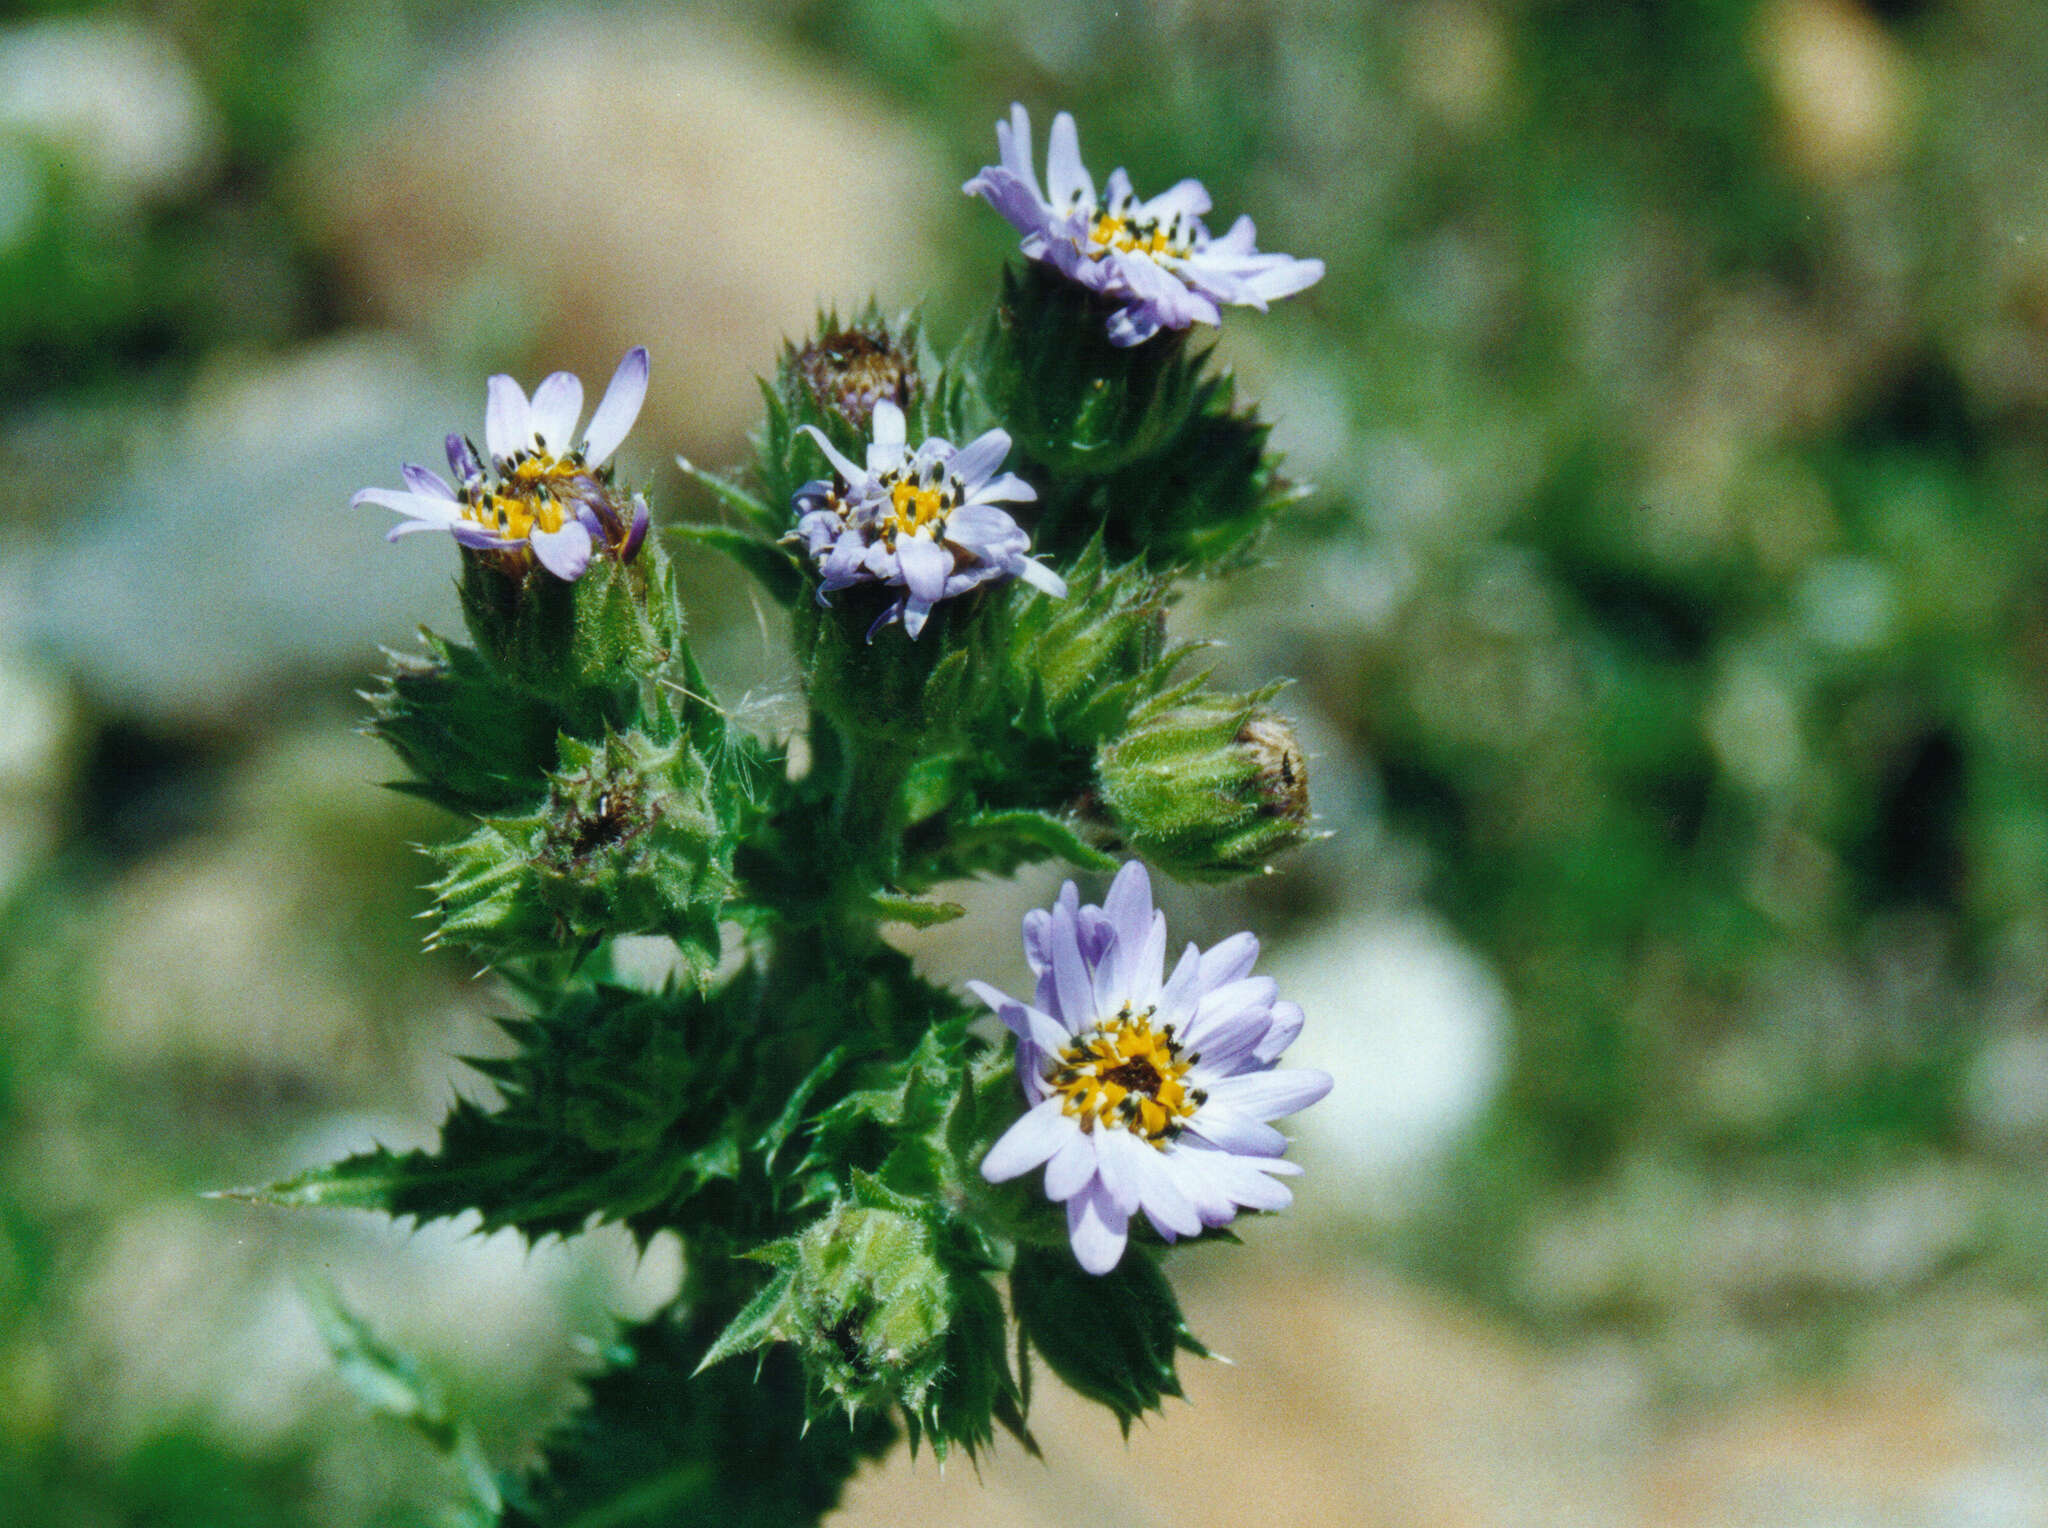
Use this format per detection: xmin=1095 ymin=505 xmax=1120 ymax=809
xmin=868 ymin=891 xmax=966 ymax=928
xmin=505 ymin=1304 xmax=892 ymax=1528
xmin=696 ymin=1268 xmax=796 ymax=1374
xmin=942 ymin=808 xmax=1117 ymax=875
xmin=669 ymin=523 xmax=805 ymax=608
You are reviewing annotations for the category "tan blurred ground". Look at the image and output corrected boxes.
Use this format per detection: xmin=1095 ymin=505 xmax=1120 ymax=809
xmin=838 ymin=1254 xmax=2048 ymax=1528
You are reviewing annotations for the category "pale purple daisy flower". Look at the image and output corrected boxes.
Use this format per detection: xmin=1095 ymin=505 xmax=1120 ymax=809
xmin=963 ymin=104 xmax=1325 ymax=347
xmin=971 ymin=861 xmax=1332 ymax=1275
xmin=788 ymin=398 xmax=1066 ymax=640
xmin=354 ymin=347 xmax=652 ymax=581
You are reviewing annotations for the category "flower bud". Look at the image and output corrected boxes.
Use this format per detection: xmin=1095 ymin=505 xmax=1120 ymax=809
xmin=795 ymin=322 xmax=921 ymax=432
xmin=430 ymin=727 xmax=731 ymax=968
xmin=455 ymin=543 xmax=681 ymax=731
xmin=1094 ymin=690 xmax=1312 ymax=881
xmin=997 ymin=540 xmax=1173 ymax=750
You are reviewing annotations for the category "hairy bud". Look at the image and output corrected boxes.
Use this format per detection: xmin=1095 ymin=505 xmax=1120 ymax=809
xmin=1094 ymin=689 xmax=1312 ymax=881
xmin=430 ymin=727 xmax=730 ymax=969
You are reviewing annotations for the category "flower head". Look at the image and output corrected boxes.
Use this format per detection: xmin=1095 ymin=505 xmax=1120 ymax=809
xmin=972 ymin=861 xmax=1332 ymax=1274
xmin=964 ymin=104 xmax=1324 ymax=347
xmin=788 ymin=399 xmax=1065 ymax=640
xmin=355 ymin=347 xmax=652 ymax=581
xmin=795 ymin=322 xmax=920 ymax=432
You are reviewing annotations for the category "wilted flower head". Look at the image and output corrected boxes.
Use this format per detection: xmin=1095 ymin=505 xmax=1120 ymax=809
xmin=355 ymin=347 xmax=652 ymax=581
xmin=964 ymin=104 xmax=1324 ymax=347
xmin=788 ymin=399 xmax=1066 ymax=640
xmin=972 ymin=861 xmax=1331 ymax=1274
xmin=796 ymin=323 xmax=920 ymax=432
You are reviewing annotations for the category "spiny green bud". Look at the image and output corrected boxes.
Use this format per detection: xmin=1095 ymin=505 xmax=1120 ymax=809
xmin=978 ymin=262 xmax=1203 ymax=478
xmin=1009 ymin=1243 xmax=1210 ymax=1433
xmin=1094 ymin=687 xmax=1312 ymax=881
xmin=998 ymin=540 xmax=1176 ymax=751
xmin=364 ymin=630 xmax=565 ymax=818
xmin=710 ymin=1203 xmax=952 ymax=1422
xmin=455 ymin=542 xmax=681 ymax=732
xmin=429 ymin=727 xmax=730 ymax=966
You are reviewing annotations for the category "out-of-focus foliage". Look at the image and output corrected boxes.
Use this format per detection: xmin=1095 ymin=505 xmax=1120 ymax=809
xmin=7 ymin=0 xmax=2048 ymax=1520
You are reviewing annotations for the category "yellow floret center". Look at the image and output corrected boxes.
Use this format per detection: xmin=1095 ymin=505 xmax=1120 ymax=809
xmin=461 ymin=454 xmax=582 ymax=541
xmin=1047 ymin=1005 xmax=1203 ymax=1147
xmin=882 ymin=474 xmax=953 ymax=542
xmin=1087 ymin=209 xmax=1191 ymax=261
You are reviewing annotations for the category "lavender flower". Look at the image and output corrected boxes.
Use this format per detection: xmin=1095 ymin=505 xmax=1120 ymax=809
xmin=355 ymin=347 xmax=652 ymax=581
xmin=788 ymin=399 xmax=1065 ymax=640
xmin=963 ymin=104 xmax=1325 ymax=347
xmin=972 ymin=861 xmax=1332 ymax=1274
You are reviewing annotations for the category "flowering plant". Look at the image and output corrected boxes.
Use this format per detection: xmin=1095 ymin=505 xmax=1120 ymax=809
xmin=249 ymin=103 xmax=1330 ymax=1524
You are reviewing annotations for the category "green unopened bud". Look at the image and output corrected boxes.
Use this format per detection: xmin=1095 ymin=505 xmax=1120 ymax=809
xmin=712 ymin=1204 xmax=950 ymax=1421
xmin=999 ymin=540 xmax=1174 ymax=751
xmin=430 ymin=727 xmax=730 ymax=966
xmin=365 ymin=630 xmax=564 ymax=817
xmin=1009 ymin=1244 xmax=1209 ymax=1433
xmin=1094 ymin=689 xmax=1312 ymax=881
xmin=455 ymin=543 xmax=680 ymax=732
xmin=978 ymin=263 xmax=1201 ymax=478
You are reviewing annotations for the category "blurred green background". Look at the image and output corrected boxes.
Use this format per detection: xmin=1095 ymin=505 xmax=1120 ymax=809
xmin=4 ymin=0 xmax=2047 ymax=1522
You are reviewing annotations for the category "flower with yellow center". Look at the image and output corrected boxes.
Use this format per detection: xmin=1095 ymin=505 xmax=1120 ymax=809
xmin=787 ymin=399 xmax=1065 ymax=640
xmin=356 ymin=347 xmax=651 ymax=581
xmin=965 ymin=103 xmax=1325 ymax=347
xmin=973 ymin=861 xmax=1331 ymax=1275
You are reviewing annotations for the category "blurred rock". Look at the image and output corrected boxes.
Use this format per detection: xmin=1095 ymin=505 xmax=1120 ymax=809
xmin=24 ymin=336 xmax=467 ymax=729
xmin=1276 ymin=911 xmax=1508 ymax=1217
xmin=0 ymin=16 xmax=219 ymax=201
xmin=1755 ymin=0 xmax=1915 ymax=182
xmin=315 ymin=14 xmax=945 ymax=462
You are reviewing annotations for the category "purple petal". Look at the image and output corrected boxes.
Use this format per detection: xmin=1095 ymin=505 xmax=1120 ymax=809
xmin=1182 ymin=1104 xmax=1287 ymax=1157
xmin=449 ymin=522 xmax=518 ymax=551
xmin=947 ymin=427 xmax=1012 ymax=488
xmin=621 ymin=493 xmax=650 ymax=561
xmin=980 ymin=1098 xmax=1071 ymax=1183
xmin=896 ymin=534 xmax=949 ymax=605
xmin=1205 ymin=1068 xmax=1333 ymax=1122
xmin=1066 ymin=1180 xmax=1129 ymax=1275
xmin=484 ymin=374 xmax=532 ymax=463
xmin=1044 ymin=1129 xmax=1097 ymax=1202
xmin=445 ymin=433 xmax=483 ymax=484
xmin=998 ymin=101 xmax=1042 ymax=202
xmin=353 ymin=485 xmax=461 ymax=521
xmin=529 ymin=370 xmax=584 ymax=457
xmin=1102 ymin=862 xmax=1154 ymax=964
xmin=1045 ymin=111 xmax=1094 ymax=211
xmin=1018 ymin=558 xmax=1067 ymax=597
xmin=1182 ymin=976 xmax=1279 ymax=1055
xmin=1090 ymin=1124 xmax=1151 ymax=1217
xmin=1048 ymin=895 xmax=1097 ymax=1032
xmin=971 ymin=470 xmax=1037 ymax=505
xmin=1253 ymin=1000 xmax=1304 ymax=1066
xmin=529 ymin=518 xmax=594 ymax=580
xmin=797 ymin=424 xmax=866 ymax=487
xmin=1198 ymin=932 xmax=1260 ymax=989
xmin=580 ymin=346 xmax=648 ymax=468
xmin=401 ymin=463 xmax=456 ymax=500
xmin=1130 ymin=1141 xmax=1202 ymax=1238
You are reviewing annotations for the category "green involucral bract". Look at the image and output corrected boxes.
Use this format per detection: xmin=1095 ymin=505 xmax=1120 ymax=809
xmin=430 ymin=726 xmax=733 ymax=969
xmin=295 ymin=118 xmax=1327 ymax=1526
